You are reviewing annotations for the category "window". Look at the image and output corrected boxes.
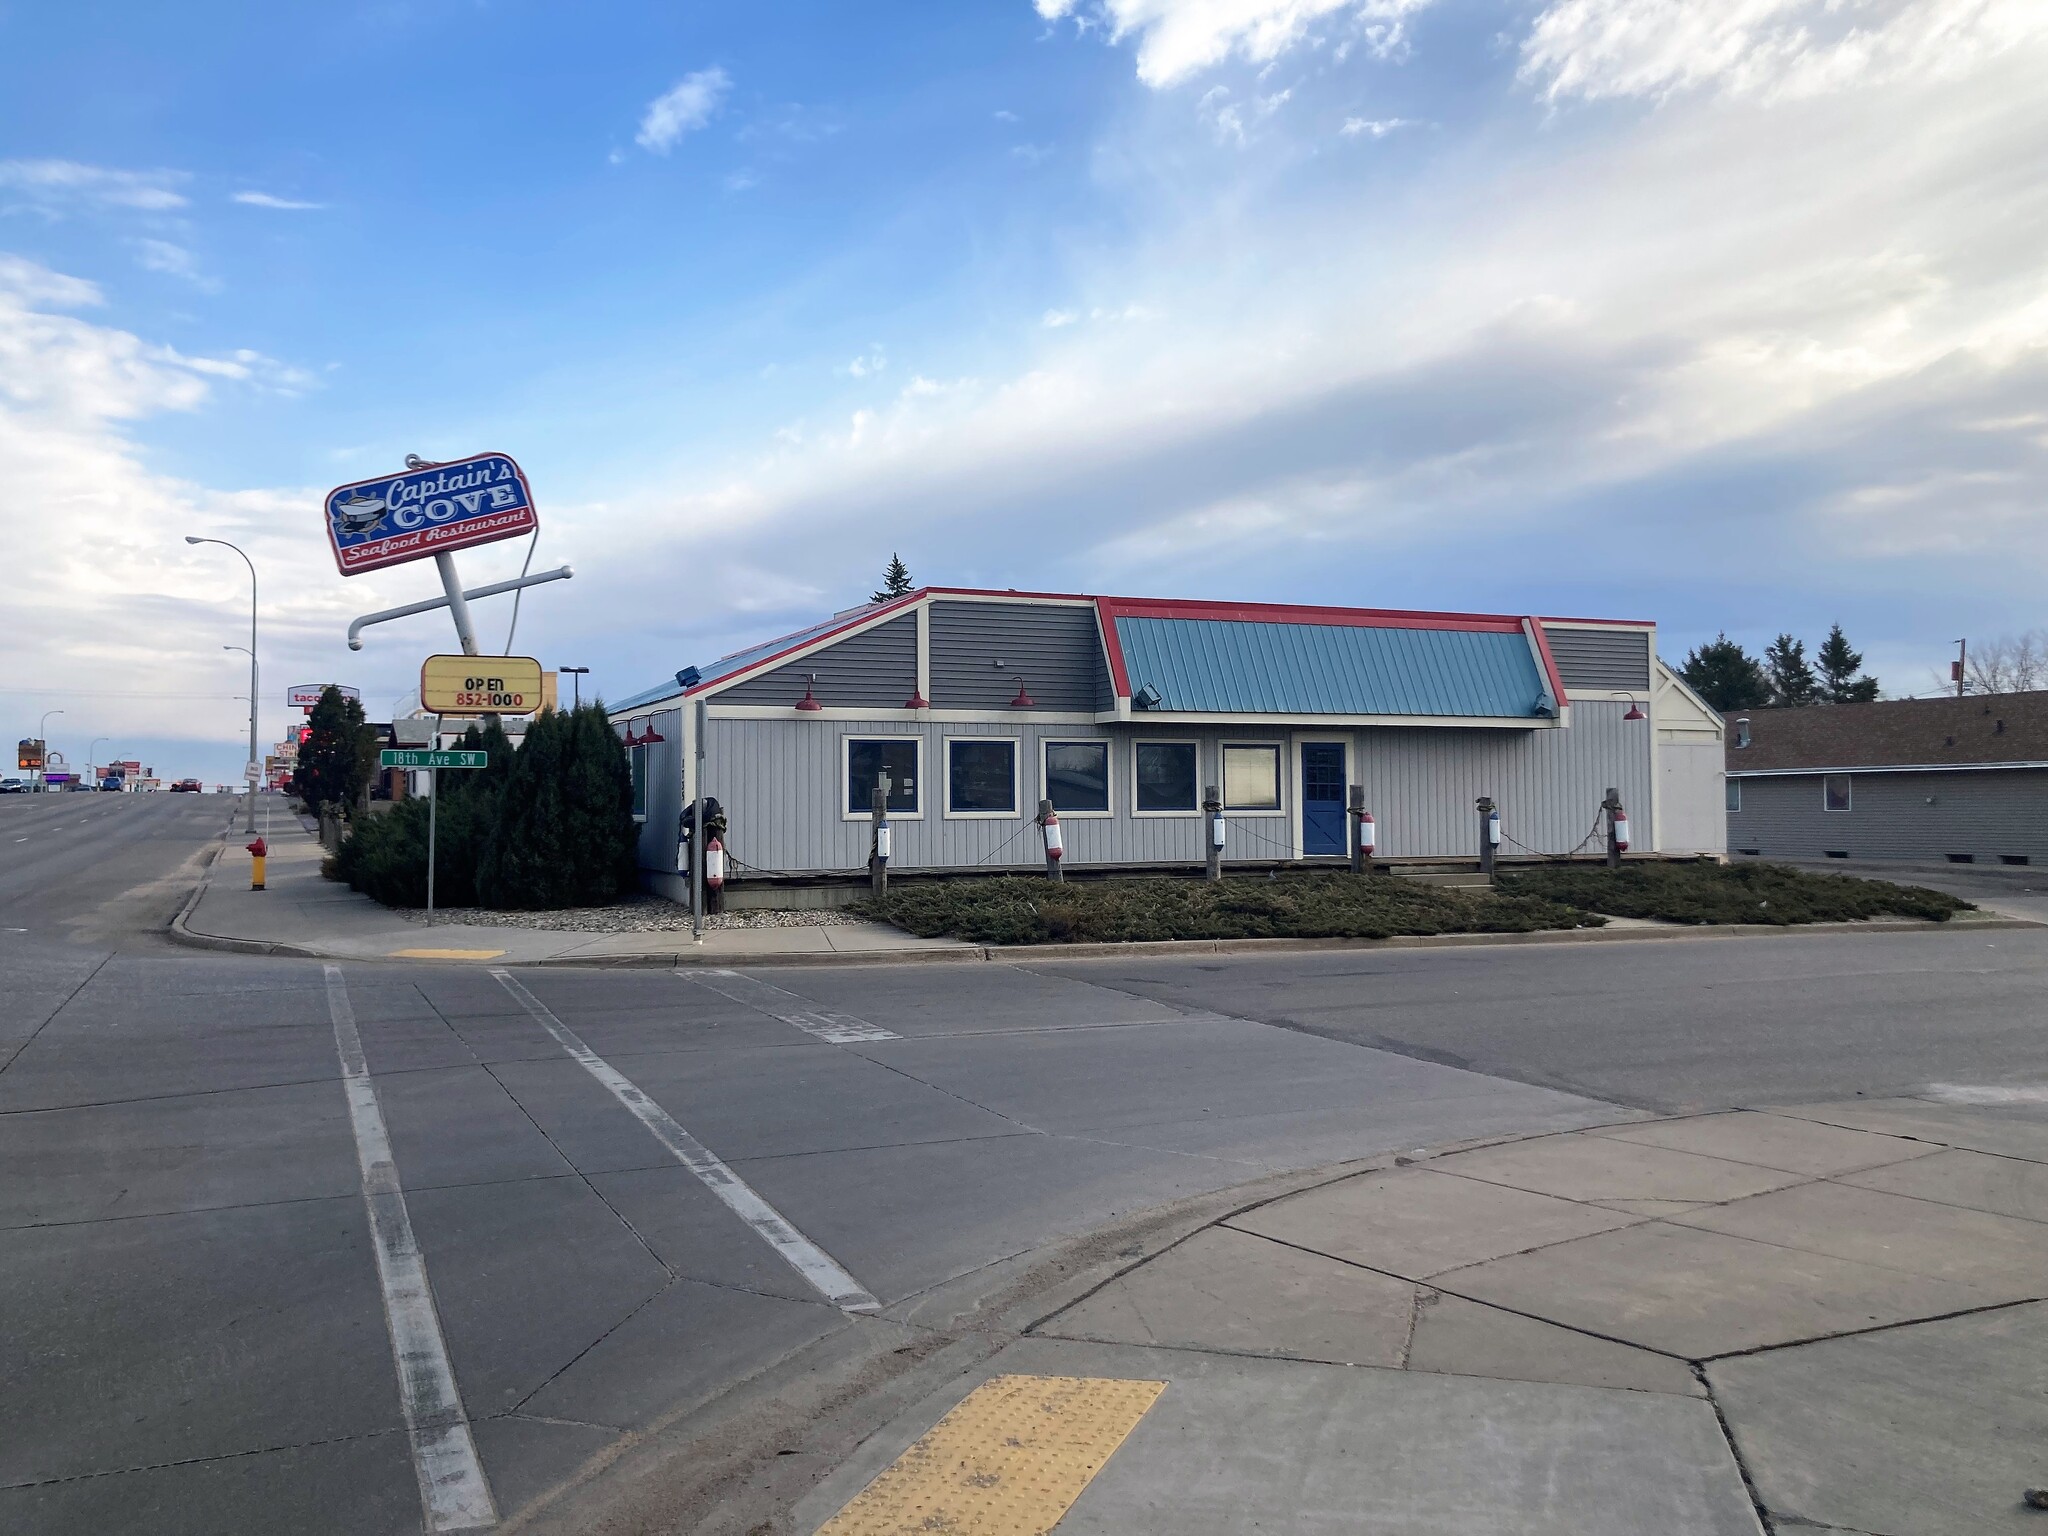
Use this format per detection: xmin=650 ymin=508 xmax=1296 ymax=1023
xmin=1824 ymin=773 xmax=1852 ymax=812
xmin=1134 ymin=741 xmax=1198 ymax=813
xmin=1044 ymin=740 xmax=1110 ymax=814
xmin=846 ymin=738 xmax=920 ymax=817
xmin=1725 ymin=779 xmax=1741 ymax=813
xmin=630 ymin=744 xmax=647 ymax=819
xmin=1223 ymin=744 xmax=1281 ymax=811
xmin=947 ymin=738 xmax=1017 ymax=816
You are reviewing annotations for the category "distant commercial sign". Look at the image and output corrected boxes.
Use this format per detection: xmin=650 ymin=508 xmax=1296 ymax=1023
xmin=381 ymin=749 xmax=488 ymax=770
xmin=288 ymin=683 xmax=361 ymax=712
xmin=418 ymin=655 xmax=544 ymax=715
xmin=323 ymin=452 xmax=536 ymax=576
xmin=16 ymin=738 xmax=42 ymax=770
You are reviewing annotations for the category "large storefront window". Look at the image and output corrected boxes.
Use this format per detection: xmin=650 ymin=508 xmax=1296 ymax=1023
xmin=847 ymin=738 xmax=920 ymax=814
xmin=1044 ymin=740 xmax=1110 ymax=813
xmin=948 ymin=739 xmax=1018 ymax=815
xmin=1134 ymin=741 xmax=1197 ymax=812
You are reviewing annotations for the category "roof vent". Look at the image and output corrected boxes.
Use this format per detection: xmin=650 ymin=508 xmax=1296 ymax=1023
xmin=1996 ymin=719 xmax=2006 ymax=734
xmin=1945 ymin=735 xmax=1956 ymax=747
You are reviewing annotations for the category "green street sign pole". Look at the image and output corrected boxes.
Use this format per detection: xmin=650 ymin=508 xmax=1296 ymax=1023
xmin=378 ymin=750 xmax=487 ymax=919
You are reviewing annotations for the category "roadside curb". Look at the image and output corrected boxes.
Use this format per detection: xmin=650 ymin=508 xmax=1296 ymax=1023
xmin=166 ymin=905 xmax=2037 ymax=967
xmin=167 ymin=832 xmax=325 ymax=960
xmin=501 ymin=1109 xmax=1648 ymax=1536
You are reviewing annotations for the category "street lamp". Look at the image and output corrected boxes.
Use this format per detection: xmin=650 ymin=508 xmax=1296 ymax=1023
xmin=185 ymin=537 xmax=258 ymax=832
xmin=226 ymin=645 xmax=260 ymax=792
xmin=88 ymin=736 xmax=109 ymax=788
xmin=37 ymin=708 xmax=62 ymax=792
xmin=561 ymin=666 xmax=589 ymax=710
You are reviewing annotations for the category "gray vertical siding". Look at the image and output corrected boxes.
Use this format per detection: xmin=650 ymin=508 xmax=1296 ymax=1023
xmin=1354 ymin=701 xmax=1653 ymax=858
xmin=716 ymin=614 xmax=917 ymax=708
xmin=928 ymin=601 xmax=1110 ymax=710
xmin=1729 ymin=768 xmax=2048 ymax=863
xmin=631 ymin=708 xmax=685 ymax=871
xmin=671 ymin=701 xmax=1656 ymax=873
xmin=1543 ymin=625 xmax=1652 ymax=691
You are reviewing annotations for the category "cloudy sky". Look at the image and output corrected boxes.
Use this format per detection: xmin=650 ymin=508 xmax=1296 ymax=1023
xmin=2 ymin=0 xmax=2043 ymax=781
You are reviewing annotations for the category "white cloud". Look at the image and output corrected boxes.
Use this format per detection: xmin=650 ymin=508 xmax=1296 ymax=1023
xmin=1038 ymin=0 xmax=1436 ymax=87
xmin=132 ymin=238 xmax=216 ymax=290
xmin=636 ymin=67 xmax=732 ymax=153
xmin=0 ymin=159 xmax=188 ymax=211
xmin=1010 ymin=142 xmax=1056 ymax=164
xmin=841 ymin=344 xmax=888 ymax=378
xmin=0 ymin=255 xmax=369 ymax=776
xmin=994 ymin=109 xmax=1022 ymax=122
xmin=1043 ymin=308 xmax=1080 ymax=327
xmin=1522 ymin=0 xmax=2048 ymax=104
xmin=1341 ymin=115 xmax=1414 ymax=135
xmin=231 ymin=190 xmax=323 ymax=210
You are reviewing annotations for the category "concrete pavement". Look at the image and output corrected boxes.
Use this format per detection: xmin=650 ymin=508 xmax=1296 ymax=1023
xmin=792 ymin=1100 xmax=2048 ymax=1536
xmin=173 ymin=811 xmax=973 ymax=964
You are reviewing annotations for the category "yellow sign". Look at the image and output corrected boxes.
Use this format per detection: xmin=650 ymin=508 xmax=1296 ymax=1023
xmin=419 ymin=655 xmax=545 ymax=715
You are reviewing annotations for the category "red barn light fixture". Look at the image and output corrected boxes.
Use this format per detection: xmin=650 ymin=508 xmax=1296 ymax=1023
xmin=795 ymin=674 xmax=824 ymax=712
xmin=1009 ymin=678 xmax=1036 ymax=708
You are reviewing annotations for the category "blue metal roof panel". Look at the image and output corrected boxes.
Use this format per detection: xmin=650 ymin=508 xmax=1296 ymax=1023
xmin=609 ymin=613 xmax=864 ymax=714
xmin=1115 ymin=617 xmax=1549 ymax=717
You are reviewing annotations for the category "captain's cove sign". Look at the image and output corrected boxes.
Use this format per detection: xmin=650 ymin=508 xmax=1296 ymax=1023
xmin=323 ymin=452 xmax=537 ymax=575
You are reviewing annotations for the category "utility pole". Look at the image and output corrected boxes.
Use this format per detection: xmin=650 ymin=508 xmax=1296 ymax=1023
xmin=1954 ymin=639 xmax=1968 ymax=698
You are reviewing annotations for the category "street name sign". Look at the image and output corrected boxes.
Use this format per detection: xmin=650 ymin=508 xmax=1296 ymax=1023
xmin=288 ymin=683 xmax=360 ymax=712
xmin=419 ymin=655 xmax=544 ymax=714
xmin=381 ymin=749 xmax=488 ymax=770
xmin=324 ymin=451 xmax=537 ymax=576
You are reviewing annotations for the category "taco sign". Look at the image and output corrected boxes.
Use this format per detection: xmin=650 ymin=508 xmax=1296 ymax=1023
xmin=323 ymin=451 xmax=537 ymax=575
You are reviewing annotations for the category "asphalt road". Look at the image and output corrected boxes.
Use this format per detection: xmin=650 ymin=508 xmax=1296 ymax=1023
xmin=4 ymin=799 xmax=2046 ymax=1533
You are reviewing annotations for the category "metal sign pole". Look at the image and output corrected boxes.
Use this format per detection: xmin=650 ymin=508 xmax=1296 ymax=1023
xmin=692 ymin=699 xmax=707 ymax=944
xmin=426 ymin=768 xmax=438 ymax=923
xmin=435 ymin=553 xmax=481 ymax=657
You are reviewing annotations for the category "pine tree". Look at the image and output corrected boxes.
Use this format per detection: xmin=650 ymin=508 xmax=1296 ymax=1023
xmin=476 ymin=705 xmax=637 ymax=908
xmin=872 ymin=553 xmax=914 ymax=603
xmin=1680 ymin=634 xmax=1771 ymax=712
xmin=1816 ymin=624 xmax=1880 ymax=703
xmin=292 ymin=685 xmax=378 ymax=815
xmin=1764 ymin=634 xmax=1821 ymax=707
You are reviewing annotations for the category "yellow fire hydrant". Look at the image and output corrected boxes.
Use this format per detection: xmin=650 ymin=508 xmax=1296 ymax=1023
xmin=246 ymin=837 xmax=267 ymax=891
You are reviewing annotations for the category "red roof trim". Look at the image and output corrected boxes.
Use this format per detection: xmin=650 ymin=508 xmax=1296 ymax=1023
xmin=1522 ymin=617 xmax=1570 ymax=706
xmin=1099 ymin=597 xmax=1527 ymax=633
xmin=1095 ymin=597 xmax=1132 ymax=698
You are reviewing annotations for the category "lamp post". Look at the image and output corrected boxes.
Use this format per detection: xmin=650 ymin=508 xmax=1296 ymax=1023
xmin=226 ymin=645 xmax=260 ymax=794
xmin=37 ymin=708 xmax=62 ymax=792
xmin=185 ymin=537 xmax=259 ymax=832
xmin=561 ymin=666 xmax=589 ymax=710
xmin=88 ymin=736 xmax=109 ymax=789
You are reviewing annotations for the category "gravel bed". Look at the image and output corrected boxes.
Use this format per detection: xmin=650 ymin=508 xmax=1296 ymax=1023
xmin=397 ymin=898 xmax=860 ymax=932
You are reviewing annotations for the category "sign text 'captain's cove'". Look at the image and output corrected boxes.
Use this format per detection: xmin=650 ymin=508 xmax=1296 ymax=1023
xmin=323 ymin=451 xmax=537 ymax=575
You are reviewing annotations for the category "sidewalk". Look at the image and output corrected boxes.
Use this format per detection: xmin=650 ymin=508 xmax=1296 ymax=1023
xmin=172 ymin=815 xmax=2033 ymax=968
xmin=171 ymin=814 xmax=973 ymax=965
xmin=793 ymin=1097 xmax=2048 ymax=1535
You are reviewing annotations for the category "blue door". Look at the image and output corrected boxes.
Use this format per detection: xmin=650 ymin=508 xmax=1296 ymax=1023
xmin=1301 ymin=742 xmax=1347 ymax=856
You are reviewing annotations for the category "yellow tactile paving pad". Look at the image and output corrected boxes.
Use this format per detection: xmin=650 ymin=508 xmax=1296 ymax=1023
xmin=814 ymin=1373 xmax=1167 ymax=1535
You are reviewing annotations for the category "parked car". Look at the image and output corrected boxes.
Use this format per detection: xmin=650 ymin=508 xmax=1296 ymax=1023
xmin=0 ymin=777 xmax=27 ymax=794
xmin=170 ymin=778 xmax=202 ymax=793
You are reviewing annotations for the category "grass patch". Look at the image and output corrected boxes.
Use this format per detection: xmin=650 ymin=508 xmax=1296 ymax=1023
xmin=854 ymin=872 xmax=1604 ymax=947
xmin=1499 ymin=860 xmax=1972 ymax=926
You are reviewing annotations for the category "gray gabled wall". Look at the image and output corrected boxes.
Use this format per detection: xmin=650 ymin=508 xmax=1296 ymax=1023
xmin=1545 ymin=626 xmax=1651 ymax=691
xmin=716 ymin=614 xmax=917 ymax=709
xmin=928 ymin=601 xmax=1111 ymax=710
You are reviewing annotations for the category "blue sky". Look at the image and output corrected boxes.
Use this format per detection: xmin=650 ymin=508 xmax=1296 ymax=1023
xmin=2 ymin=0 xmax=2044 ymax=782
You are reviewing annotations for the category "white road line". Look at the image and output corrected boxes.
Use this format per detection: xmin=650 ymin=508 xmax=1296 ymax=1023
xmin=324 ymin=965 xmax=497 ymax=1532
xmin=679 ymin=968 xmax=900 ymax=1043
xmin=491 ymin=969 xmax=881 ymax=1313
